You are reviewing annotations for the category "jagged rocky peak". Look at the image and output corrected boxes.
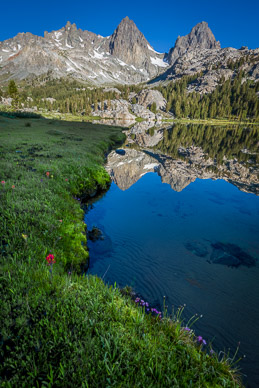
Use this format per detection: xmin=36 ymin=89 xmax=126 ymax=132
xmin=44 ymin=21 xmax=78 ymax=40
xmin=167 ymin=21 xmax=221 ymax=65
xmin=181 ymin=22 xmax=220 ymax=50
xmin=109 ymin=16 xmax=154 ymax=66
xmin=65 ymin=21 xmax=77 ymax=30
xmin=43 ymin=20 xmax=100 ymax=49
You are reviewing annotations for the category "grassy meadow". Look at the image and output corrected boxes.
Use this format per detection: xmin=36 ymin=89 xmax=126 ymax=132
xmin=0 ymin=113 xmax=243 ymax=387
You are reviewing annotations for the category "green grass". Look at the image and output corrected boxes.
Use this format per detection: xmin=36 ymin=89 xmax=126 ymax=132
xmin=0 ymin=115 xmax=243 ymax=387
xmin=163 ymin=117 xmax=258 ymax=126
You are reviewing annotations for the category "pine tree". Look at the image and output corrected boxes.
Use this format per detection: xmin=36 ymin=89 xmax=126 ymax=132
xmin=8 ymin=80 xmax=18 ymax=97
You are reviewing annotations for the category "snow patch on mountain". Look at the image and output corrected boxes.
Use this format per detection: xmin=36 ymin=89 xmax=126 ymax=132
xmin=65 ymin=41 xmax=74 ymax=49
xmin=55 ymin=32 xmax=63 ymax=39
xmin=150 ymin=56 xmax=168 ymax=67
xmin=144 ymin=163 xmax=159 ymax=170
xmin=92 ymin=51 xmax=105 ymax=59
xmin=117 ymin=59 xmax=127 ymax=67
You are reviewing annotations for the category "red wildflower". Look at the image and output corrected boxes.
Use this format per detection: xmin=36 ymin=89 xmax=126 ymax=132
xmin=12 ymin=185 xmax=15 ymax=189
xmin=45 ymin=254 xmax=56 ymax=265
xmin=1 ymin=180 xmax=5 ymax=185
xmin=46 ymin=172 xmax=50 ymax=177
xmin=65 ymin=178 xmax=68 ymax=181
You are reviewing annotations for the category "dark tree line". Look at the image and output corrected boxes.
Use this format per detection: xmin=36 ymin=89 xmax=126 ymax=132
xmin=1 ymin=70 xmax=258 ymax=120
xmin=156 ymin=71 xmax=259 ymax=120
xmin=154 ymin=124 xmax=259 ymax=165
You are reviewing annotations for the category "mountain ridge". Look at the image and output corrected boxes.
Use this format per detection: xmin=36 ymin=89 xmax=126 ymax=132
xmin=0 ymin=17 xmax=258 ymax=91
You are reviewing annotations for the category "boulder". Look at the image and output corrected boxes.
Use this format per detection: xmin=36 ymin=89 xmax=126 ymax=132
xmin=136 ymin=89 xmax=167 ymax=110
xmin=131 ymin=103 xmax=156 ymax=120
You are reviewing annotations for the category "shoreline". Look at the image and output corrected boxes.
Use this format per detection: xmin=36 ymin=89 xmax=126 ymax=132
xmin=0 ymin=114 xmax=244 ymax=387
xmin=1 ymin=105 xmax=258 ymax=126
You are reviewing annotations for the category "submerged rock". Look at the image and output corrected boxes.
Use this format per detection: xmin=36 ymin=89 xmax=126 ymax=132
xmin=210 ymin=242 xmax=256 ymax=268
xmin=184 ymin=241 xmax=208 ymax=257
xmin=88 ymin=227 xmax=103 ymax=242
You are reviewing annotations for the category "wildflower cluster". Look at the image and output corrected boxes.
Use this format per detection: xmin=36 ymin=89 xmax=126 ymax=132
xmin=1 ymin=181 xmax=15 ymax=190
xmin=135 ymin=297 xmax=162 ymax=318
xmin=183 ymin=327 xmax=208 ymax=349
xmin=45 ymin=254 xmax=56 ymax=265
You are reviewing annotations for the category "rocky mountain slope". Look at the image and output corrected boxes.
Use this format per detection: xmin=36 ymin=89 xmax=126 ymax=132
xmin=166 ymin=22 xmax=221 ymax=66
xmin=0 ymin=18 xmax=168 ymax=85
xmin=150 ymin=22 xmax=259 ymax=92
xmin=0 ymin=18 xmax=258 ymax=92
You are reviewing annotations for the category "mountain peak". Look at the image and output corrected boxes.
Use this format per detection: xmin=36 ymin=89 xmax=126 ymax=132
xmin=115 ymin=16 xmax=139 ymax=32
xmin=121 ymin=16 xmax=130 ymax=23
xmin=65 ymin=21 xmax=77 ymax=31
xmin=168 ymin=21 xmax=220 ymax=65
xmin=188 ymin=21 xmax=220 ymax=47
xmin=108 ymin=17 xmax=148 ymax=65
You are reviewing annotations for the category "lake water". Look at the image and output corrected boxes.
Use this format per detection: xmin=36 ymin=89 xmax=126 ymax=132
xmin=85 ymin=123 xmax=259 ymax=387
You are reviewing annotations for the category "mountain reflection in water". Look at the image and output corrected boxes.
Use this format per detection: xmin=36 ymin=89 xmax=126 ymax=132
xmin=106 ymin=123 xmax=259 ymax=195
xmin=86 ymin=122 xmax=259 ymax=387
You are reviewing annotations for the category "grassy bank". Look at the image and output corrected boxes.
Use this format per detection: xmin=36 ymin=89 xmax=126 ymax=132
xmin=0 ymin=115 xmax=243 ymax=387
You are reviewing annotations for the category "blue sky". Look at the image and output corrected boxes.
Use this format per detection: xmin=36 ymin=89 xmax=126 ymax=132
xmin=1 ymin=0 xmax=258 ymax=52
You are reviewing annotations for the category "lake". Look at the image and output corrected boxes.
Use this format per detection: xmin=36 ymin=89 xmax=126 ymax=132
xmin=85 ymin=122 xmax=259 ymax=387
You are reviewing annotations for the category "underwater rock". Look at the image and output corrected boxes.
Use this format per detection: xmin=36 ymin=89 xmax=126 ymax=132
xmin=210 ymin=242 xmax=256 ymax=268
xmin=184 ymin=241 xmax=208 ymax=257
xmin=88 ymin=227 xmax=103 ymax=242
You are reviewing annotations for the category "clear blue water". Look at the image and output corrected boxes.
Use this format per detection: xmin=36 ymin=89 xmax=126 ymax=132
xmin=85 ymin=124 xmax=259 ymax=387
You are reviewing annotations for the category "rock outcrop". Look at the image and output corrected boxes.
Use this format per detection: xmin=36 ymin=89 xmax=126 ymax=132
xmin=131 ymin=104 xmax=156 ymax=120
xmin=92 ymin=98 xmax=165 ymax=121
xmin=135 ymin=89 xmax=167 ymax=110
xmin=92 ymin=99 xmax=136 ymax=120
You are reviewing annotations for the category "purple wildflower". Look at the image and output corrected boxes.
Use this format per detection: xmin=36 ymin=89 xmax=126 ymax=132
xmin=197 ymin=336 xmax=207 ymax=345
xmin=184 ymin=327 xmax=191 ymax=332
xmin=210 ymin=349 xmax=215 ymax=355
xmin=135 ymin=298 xmax=140 ymax=303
